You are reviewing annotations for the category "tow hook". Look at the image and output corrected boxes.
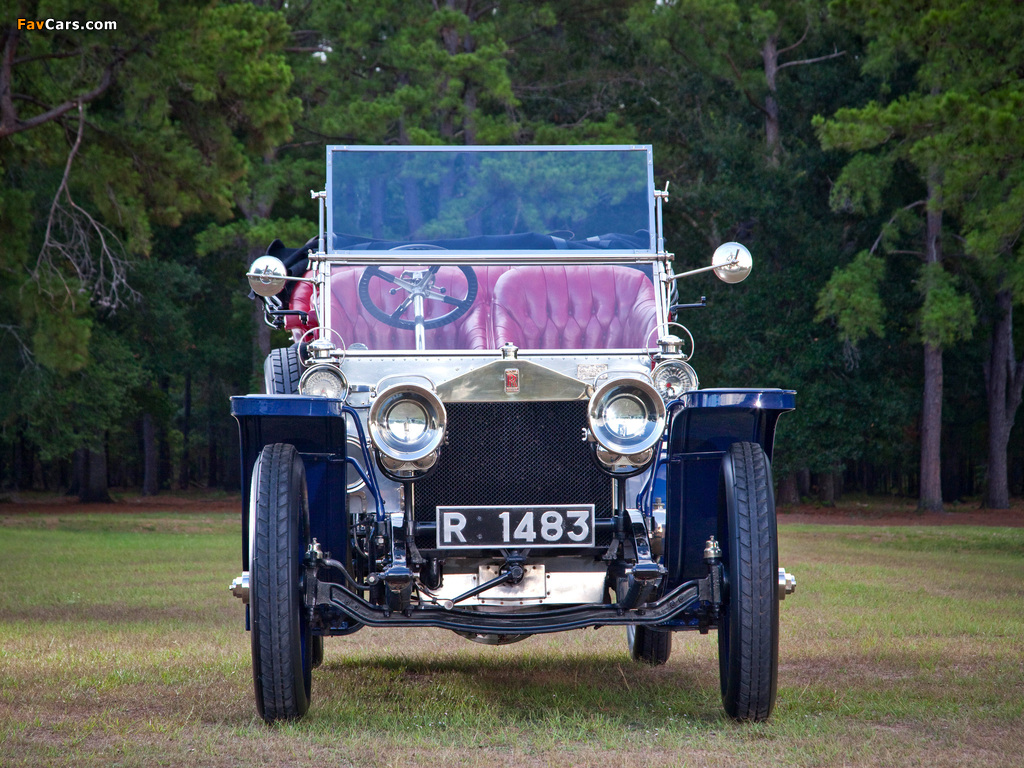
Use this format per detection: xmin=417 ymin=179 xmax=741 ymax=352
xmin=778 ymin=568 xmax=796 ymax=600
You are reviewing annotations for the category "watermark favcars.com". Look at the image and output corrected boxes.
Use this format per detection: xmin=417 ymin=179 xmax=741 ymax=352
xmin=18 ymin=18 xmax=117 ymax=31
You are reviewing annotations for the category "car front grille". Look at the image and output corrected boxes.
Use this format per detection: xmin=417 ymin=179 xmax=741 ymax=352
xmin=413 ymin=400 xmax=613 ymax=549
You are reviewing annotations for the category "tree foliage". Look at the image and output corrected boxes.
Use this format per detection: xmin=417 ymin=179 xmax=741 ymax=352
xmin=0 ymin=0 xmax=1020 ymax=504
xmin=814 ymin=0 xmax=1024 ymax=506
xmin=0 ymin=0 xmax=295 ymax=483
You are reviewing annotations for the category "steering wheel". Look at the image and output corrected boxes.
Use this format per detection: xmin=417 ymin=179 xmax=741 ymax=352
xmin=357 ymin=264 xmax=479 ymax=331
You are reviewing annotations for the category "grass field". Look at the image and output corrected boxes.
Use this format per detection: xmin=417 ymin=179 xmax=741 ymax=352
xmin=0 ymin=510 xmax=1022 ymax=767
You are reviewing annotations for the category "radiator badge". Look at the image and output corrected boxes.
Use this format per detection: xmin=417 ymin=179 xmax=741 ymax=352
xmin=504 ymin=368 xmax=520 ymax=394
xmin=577 ymin=363 xmax=608 ymax=381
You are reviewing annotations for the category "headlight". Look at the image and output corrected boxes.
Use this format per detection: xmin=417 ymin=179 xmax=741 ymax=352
xmin=299 ymin=365 xmax=348 ymax=399
xmin=385 ymin=399 xmax=428 ymax=443
xmin=652 ymin=360 xmax=698 ymax=401
xmin=369 ymin=382 xmax=446 ymax=467
xmin=588 ymin=377 xmax=666 ymax=456
xmin=605 ymin=393 xmax=648 ymax=438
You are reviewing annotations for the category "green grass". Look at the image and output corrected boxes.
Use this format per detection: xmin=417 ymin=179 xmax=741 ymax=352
xmin=0 ymin=513 xmax=1022 ymax=767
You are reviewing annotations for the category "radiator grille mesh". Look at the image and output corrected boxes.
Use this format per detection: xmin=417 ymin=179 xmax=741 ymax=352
xmin=413 ymin=400 xmax=612 ymax=548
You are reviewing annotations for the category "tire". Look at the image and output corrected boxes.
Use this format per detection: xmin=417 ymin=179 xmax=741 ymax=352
xmin=617 ymin=580 xmax=672 ymax=665
xmin=264 ymin=346 xmax=301 ymax=394
xmin=250 ymin=443 xmax=312 ymax=722
xmin=311 ymin=636 xmax=324 ymax=669
xmin=628 ymin=624 xmax=672 ymax=665
xmin=718 ymin=441 xmax=779 ymax=722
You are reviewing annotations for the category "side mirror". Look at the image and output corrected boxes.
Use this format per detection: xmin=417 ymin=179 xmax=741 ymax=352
xmin=712 ymin=242 xmax=753 ymax=284
xmin=247 ymin=255 xmax=288 ymax=297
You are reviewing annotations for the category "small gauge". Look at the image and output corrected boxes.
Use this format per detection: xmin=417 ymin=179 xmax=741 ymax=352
xmin=652 ymin=360 xmax=698 ymax=401
xmin=299 ymin=365 xmax=348 ymax=399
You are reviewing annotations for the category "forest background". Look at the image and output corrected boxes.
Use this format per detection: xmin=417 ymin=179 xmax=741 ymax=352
xmin=1 ymin=0 xmax=1022 ymax=512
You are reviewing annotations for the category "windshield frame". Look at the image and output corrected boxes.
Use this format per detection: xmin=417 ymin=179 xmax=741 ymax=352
xmin=324 ymin=144 xmax=659 ymax=260
xmin=308 ymin=145 xmax=674 ymax=354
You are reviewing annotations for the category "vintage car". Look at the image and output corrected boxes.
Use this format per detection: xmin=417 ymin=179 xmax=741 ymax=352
xmin=230 ymin=144 xmax=796 ymax=724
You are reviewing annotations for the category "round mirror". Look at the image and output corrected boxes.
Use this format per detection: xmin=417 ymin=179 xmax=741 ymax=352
xmin=247 ymin=255 xmax=288 ymax=297
xmin=712 ymin=242 xmax=753 ymax=284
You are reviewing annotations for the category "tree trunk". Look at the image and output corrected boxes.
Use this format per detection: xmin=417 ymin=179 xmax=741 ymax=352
xmin=797 ymin=467 xmax=811 ymax=497
xmin=984 ymin=289 xmax=1024 ymax=508
xmin=14 ymin=430 xmax=27 ymax=490
xmin=68 ymin=447 xmax=84 ymax=496
xmin=206 ymin=372 xmax=219 ymax=488
xmin=778 ymin=474 xmax=800 ymax=505
xmin=818 ymin=471 xmax=835 ymax=506
xmin=159 ymin=378 xmax=172 ymax=490
xmin=919 ymin=168 xmax=944 ymax=511
xmin=920 ymin=342 xmax=944 ymax=510
xmin=179 ymin=370 xmax=192 ymax=490
xmin=142 ymin=413 xmax=158 ymax=496
xmin=79 ymin=445 xmax=112 ymax=503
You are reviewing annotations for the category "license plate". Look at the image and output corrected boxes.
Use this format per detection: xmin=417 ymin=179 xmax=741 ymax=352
xmin=436 ymin=504 xmax=596 ymax=549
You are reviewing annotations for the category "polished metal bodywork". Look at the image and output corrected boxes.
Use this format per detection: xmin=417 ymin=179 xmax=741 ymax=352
xmin=436 ymin=358 xmax=592 ymax=402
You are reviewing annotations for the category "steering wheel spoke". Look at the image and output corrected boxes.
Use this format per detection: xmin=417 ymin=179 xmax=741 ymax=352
xmin=443 ymin=294 xmax=472 ymax=309
xmin=389 ymin=297 xmax=415 ymax=321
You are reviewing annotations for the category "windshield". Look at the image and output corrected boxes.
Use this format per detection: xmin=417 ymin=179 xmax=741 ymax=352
xmin=320 ymin=261 xmax=657 ymax=352
xmin=327 ymin=146 xmax=655 ymax=251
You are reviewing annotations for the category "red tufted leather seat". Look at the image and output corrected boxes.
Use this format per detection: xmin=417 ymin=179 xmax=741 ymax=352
xmin=491 ymin=265 xmax=657 ymax=350
xmin=286 ymin=264 xmax=654 ymax=351
xmin=285 ymin=279 xmax=316 ymax=335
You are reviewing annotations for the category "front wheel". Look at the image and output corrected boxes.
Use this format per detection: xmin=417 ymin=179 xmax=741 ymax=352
xmin=250 ymin=443 xmax=313 ymax=722
xmin=628 ymin=624 xmax=672 ymax=665
xmin=618 ymin=579 xmax=672 ymax=665
xmin=717 ymin=441 xmax=779 ymax=722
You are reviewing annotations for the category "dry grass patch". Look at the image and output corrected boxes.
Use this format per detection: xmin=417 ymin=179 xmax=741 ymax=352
xmin=0 ymin=513 xmax=1022 ymax=767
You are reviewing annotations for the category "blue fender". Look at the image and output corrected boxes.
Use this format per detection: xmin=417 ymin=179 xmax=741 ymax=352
xmin=231 ymin=395 xmax=349 ymax=570
xmin=662 ymin=388 xmax=795 ymax=587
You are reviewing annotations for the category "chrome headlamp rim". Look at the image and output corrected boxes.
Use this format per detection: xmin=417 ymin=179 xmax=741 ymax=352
xmin=587 ymin=377 xmax=666 ymax=456
xmin=298 ymin=364 xmax=349 ymax=399
xmin=651 ymin=359 xmax=699 ymax=401
xmin=368 ymin=382 xmax=446 ymax=462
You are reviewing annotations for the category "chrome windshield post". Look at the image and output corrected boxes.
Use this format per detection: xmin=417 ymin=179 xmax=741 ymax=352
xmin=310 ymin=190 xmax=332 ymax=346
xmin=654 ymin=181 xmax=670 ymax=256
xmin=312 ymin=189 xmax=327 ymax=256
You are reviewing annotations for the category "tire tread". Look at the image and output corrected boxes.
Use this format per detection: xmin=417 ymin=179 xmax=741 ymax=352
xmin=631 ymin=625 xmax=672 ymax=665
xmin=264 ymin=347 xmax=301 ymax=394
xmin=251 ymin=443 xmax=310 ymax=721
xmin=720 ymin=441 xmax=778 ymax=721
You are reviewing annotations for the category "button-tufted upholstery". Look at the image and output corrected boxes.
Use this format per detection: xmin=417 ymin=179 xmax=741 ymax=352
xmin=286 ymin=264 xmax=656 ymax=351
xmin=285 ymin=278 xmax=316 ymax=334
xmin=492 ymin=265 xmax=657 ymax=350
